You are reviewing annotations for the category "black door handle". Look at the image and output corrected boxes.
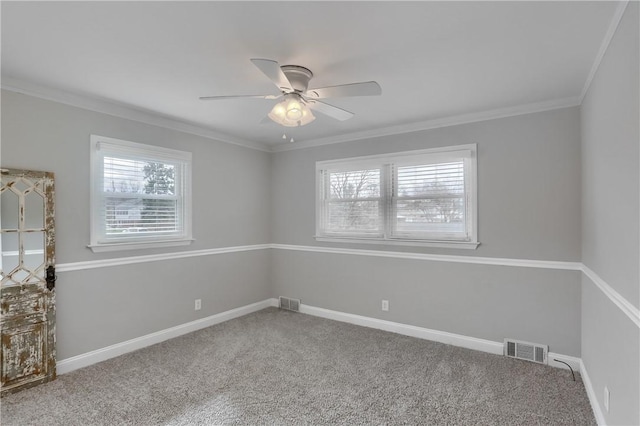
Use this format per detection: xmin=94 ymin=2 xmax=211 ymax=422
xmin=46 ymin=265 xmax=57 ymax=291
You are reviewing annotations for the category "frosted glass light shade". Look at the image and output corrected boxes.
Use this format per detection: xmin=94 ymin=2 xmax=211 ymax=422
xmin=268 ymin=94 xmax=315 ymax=127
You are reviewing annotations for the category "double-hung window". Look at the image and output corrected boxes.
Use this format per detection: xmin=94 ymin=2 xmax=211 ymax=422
xmin=89 ymin=135 xmax=192 ymax=252
xmin=316 ymin=144 xmax=478 ymax=249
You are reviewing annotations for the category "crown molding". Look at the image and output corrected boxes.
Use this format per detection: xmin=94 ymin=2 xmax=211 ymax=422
xmin=271 ymin=96 xmax=581 ymax=152
xmin=579 ymin=0 xmax=630 ymax=103
xmin=272 ymin=1 xmax=630 ymax=153
xmin=2 ymin=76 xmax=581 ymax=155
xmin=4 ymin=1 xmax=626 ymax=155
xmin=3 ymin=76 xmax=583 ymax=155
xmin=1 ymin=77 xmax=270 ymax=152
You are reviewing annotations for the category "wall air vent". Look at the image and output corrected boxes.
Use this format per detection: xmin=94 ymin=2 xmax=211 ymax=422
xmin=279 ymin=296 xmax=301 ymax=312
xmin=504 ymin=339 xmax=548 ymax=364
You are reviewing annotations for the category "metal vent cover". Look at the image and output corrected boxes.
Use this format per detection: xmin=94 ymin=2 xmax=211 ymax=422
xmin=279 ymin=296 xmax=301 ymax=312
xmin=504 ymin=339 xmax=548 ymax=364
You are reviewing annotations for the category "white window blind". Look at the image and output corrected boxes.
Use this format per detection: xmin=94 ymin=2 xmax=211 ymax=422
xmin=392 ymin=160 xmax=466 ymax=239
xmin=102 ymin=157 xmax=180 ymax=235
xmin=90 ymin=135 xmax=192 ymax=252
xmin=316 ymin=145 xmax=477 ymax=248
xmin=322 ymin=168 xmax=383 ymax=236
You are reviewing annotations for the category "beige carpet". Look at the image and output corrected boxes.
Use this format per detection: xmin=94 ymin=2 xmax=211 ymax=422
xmin=1 ymin=307 xmax=595 ymax=425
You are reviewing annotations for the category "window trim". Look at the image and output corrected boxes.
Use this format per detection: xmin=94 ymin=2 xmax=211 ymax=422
xmin=89 ymin=135 xmax=193 ymax=253
xmin=315 ymin=144 xmax=479 ymax=249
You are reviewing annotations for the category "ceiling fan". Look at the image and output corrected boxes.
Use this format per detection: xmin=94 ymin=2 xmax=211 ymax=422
xmin=200 ymin=59 xmax=381 ymax=127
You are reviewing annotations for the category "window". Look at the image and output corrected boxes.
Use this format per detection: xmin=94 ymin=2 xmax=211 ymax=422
xmin=89 ymin=135 xmax=192 ymax=252
xmin=316 ymin=144 xmax=478 ymax=249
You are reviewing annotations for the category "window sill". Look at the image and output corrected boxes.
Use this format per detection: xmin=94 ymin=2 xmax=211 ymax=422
xmin=314 ymin=236 xmax=480 ymax=250
xmin=88 ymin=238 xmax=194 ymax=253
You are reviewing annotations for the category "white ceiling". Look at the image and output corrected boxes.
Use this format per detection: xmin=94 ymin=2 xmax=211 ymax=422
xmin=1 ymin=1 xmax=621 ymax=150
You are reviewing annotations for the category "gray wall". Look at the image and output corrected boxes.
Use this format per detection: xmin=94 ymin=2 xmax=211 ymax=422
xmin=57 ymin=250 xmax=270 ymax=359
xmin=1 ymin=90 xmax=272 ymax=359
xmin=271 ymin=107 xmax=583 ymax=356
xmin=2 ymin=90 xmax=271 ymax=263
xmin=272 ymin=250 xmax=581 ymax=355
xmin=580 ymin=2 xmax=640 ymax=425
xmin=272 ymin=108 xmax=582 ymax=261
xmin=2 ymin=90 xmax=585 ymax=359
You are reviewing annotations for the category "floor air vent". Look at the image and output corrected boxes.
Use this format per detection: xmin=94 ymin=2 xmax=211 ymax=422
xmin=279 ymin=296 xmax=300 ymax=312
xmin=504 ymin=339 xmax=548 ymax=364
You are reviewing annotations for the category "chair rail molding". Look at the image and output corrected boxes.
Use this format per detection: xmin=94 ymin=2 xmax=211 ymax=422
xmin=56 ymin=244 xmax=638 ymax=331
xmin=581 ymin=265 xmax=640 ymax=328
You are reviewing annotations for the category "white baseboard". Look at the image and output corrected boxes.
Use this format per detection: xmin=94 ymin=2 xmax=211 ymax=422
xmin=580 ymin=359 xmax=606 ymax=425
xmin=57 ymin=298 xmax=587 ymax=405
xmin=299 ymin=303 xmax=583 ymax=373
xmin=299 ymin=304 xmax=504 ymax=355
xmin=57 ymin=298 xmax=279 ymax=375
xmin=548 ymin=352 xmax=582 ymax=373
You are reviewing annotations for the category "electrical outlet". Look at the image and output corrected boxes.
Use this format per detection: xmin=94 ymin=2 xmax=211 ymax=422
xmin=381 ymin=300 xmax=389 ymax=311
xmin=194 ymin=299 xmax=202 ymax=311
xmin=604 ymin=386 xmax=610 ymax=412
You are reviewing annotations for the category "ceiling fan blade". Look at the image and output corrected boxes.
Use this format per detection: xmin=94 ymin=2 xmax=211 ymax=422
xmin=250 ymin=58 xmax=293 ymax=92
xmin=259 ymin=115 xmax=274 ymax=125
xmin=305 ymin=81 xmax=381 ymax=99
xmin=199 ymin=94 xmax=280 ymax=101
xmin=305 ymin=99 xmax=354 ymax=121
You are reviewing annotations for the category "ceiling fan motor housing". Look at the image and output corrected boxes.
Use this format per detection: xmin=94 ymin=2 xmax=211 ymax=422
xmin=281 ymin=65 xmax=313 ymax=93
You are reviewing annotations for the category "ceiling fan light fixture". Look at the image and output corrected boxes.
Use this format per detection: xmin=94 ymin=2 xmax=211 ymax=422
xmin=285 ymin=97 xmax=303 ymax=120
xmin=268 ymin=94 xmax=315 ymax=127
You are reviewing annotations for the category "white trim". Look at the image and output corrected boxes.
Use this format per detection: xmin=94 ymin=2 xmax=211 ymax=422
xmin=582 ymin=265 xmax=640 ymax=328
xmin=300 ymin=303 xmax=503 ymax=355
xmin=315 ymin=144 xmax=479 ymax=247
xmin=272 ymin=244 xmax=582 ymax=271
xmin=314 ymin=236 xmax=480 ymax=250
xmin=3 ymin=0 xmax=628 ymax=158
xmin=57 ymin=244 xmax=270 ymax=272
xmin=55 ymin=244 xmax=639 ymax=333
xmin=56 ymin=298 xmax=279 ymax=375
xmin=94 ymin=134 xmax=193 ymax=160
xmin=581 ymin=359 xmax=606 ymax=426
xmin=314 ymin=145 xmax=477 ymax=168
xmin=277 ymin=0 xmax=629 ymax=155
xmin=56 ymin=243 xmax=581 ymax=273
xmin=2 ymin=77 xmax=580 ymax=155
xmin=298 ymin=303 xmax=582 ymax=372
xmin=87 ymin=239 xmax=194 ymax=253
xmin=1 ymin=77 xmax=269 ymax=152
xmin=89 ymin=134 xmax=193 ymax=252
xmin=548 ymin=353 xmax=582 ymax=374
xmin=579 ymin=1 xmax=630 ymax=103
xmin=272 ymin=97 xmax=580 ymax=152
xmin=56 ymin=297 xmax=582 ymax=377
